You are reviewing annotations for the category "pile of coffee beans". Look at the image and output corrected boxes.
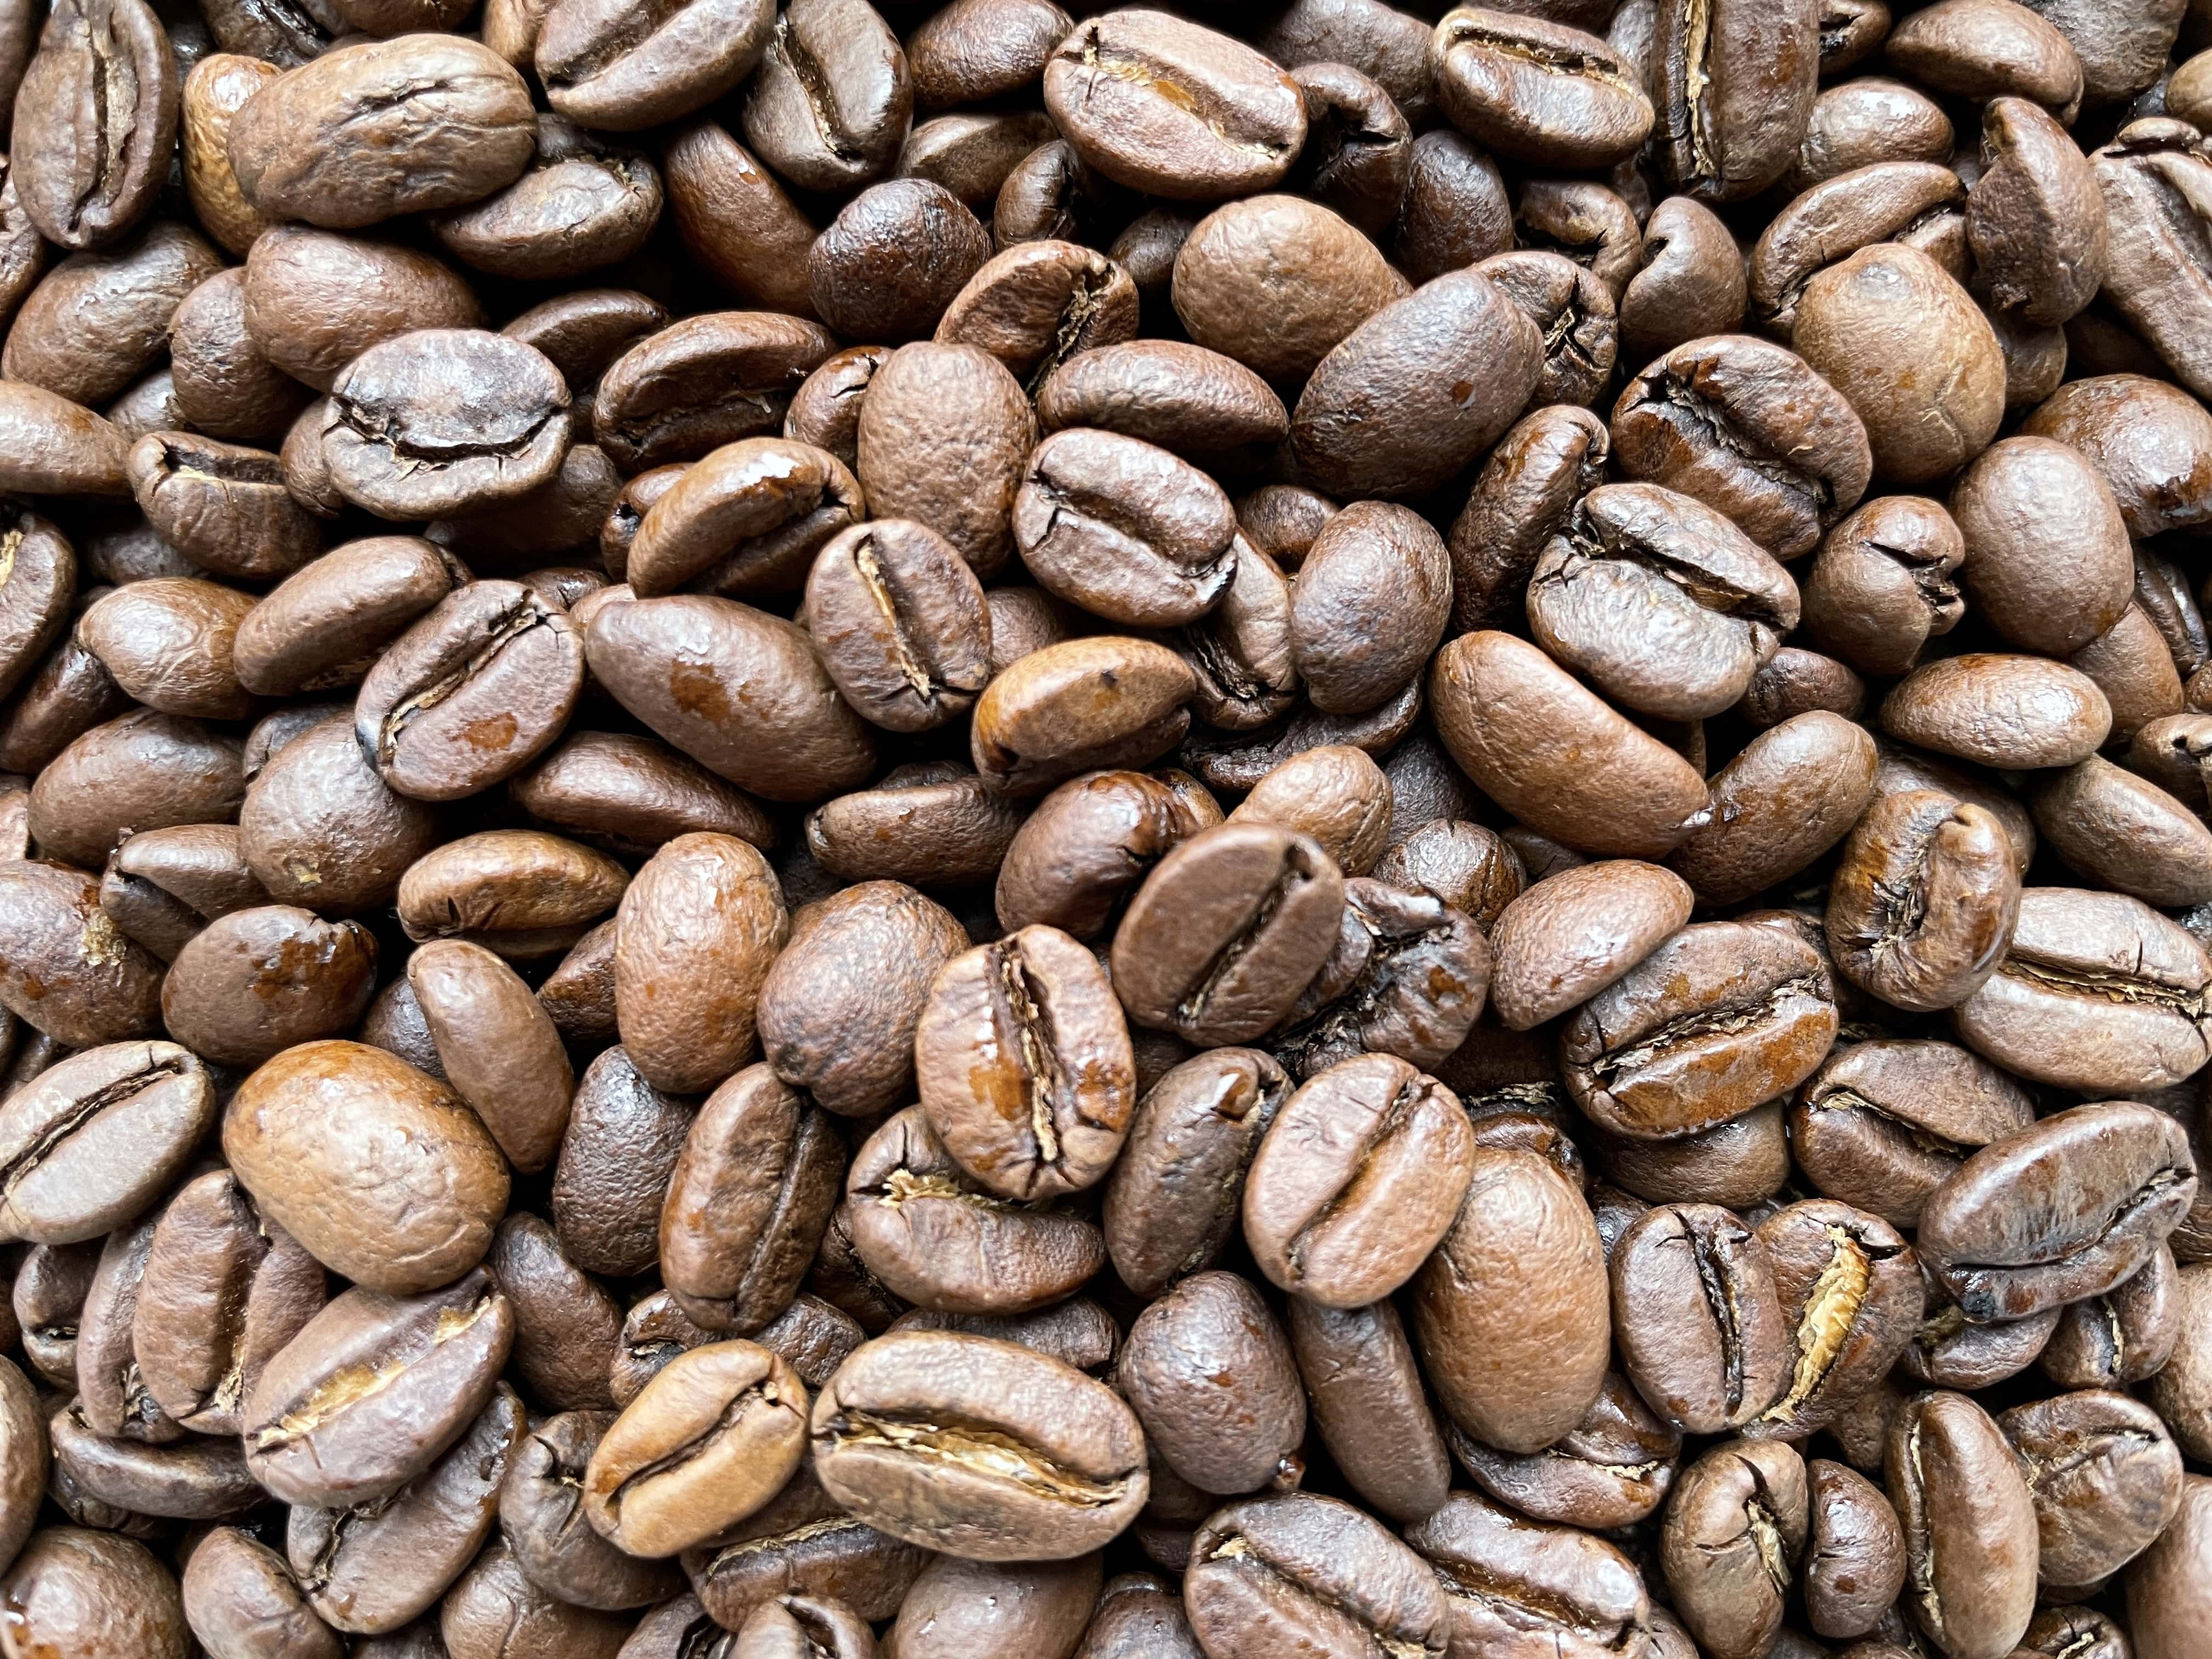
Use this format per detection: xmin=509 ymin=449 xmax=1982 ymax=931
xmin=1 ymin=0 xmax=2211 ymax=1652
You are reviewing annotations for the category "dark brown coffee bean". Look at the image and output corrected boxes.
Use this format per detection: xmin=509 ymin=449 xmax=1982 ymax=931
xmin=161 ymin=906 xmax=376 ymax=1067
xmin=1102 ymin=1048 xmax=1286 ymax=1297
xmin=530 ymin=0 xmax=769 ymax=129
xmin=811 ymin=1328 xmax=1147 ymax=1560
xmin=1044 ymin=12 xmax=1305 ymax=200
xmin=228 ymin=36 xmax=534 ymax=228
xmin=1612 ymin=1203 xmax=1791 ymax=1434
xmin=845 ymin=1105 xmax=1104 ymax=1314
xmin=1748 ymin=1200 xmax=1920 ymax=1440
xmin=1405 ymin=1487 xmax=1647 ymax=1659
xmin=2000 ymin=1389 xmax=2183 ymax=1589
xmin=10 ymin=0 xmax=179 ymax=251
xmin=1117 ymin=1270 xmax=1302 ymax=1496
xmin=1444 ymin=1369 xmax=1678 ymax=1530
xmin=589 ymin=595 xmax=877 ymax=804
xmin=1111 ymin=821 xmax=1345 ymax=1046
xmin=224 ymin=1041 xmax=509 ymax=1296
xmin=244 ymin=1269 xmax=513 ymax=1508
xmin=1561 ymin=920 xmax=1836 ymax=1140
xmin=1410 ymin=1145 xmax=1611 ymax=1452
xmin=1886 ymin=1389 xmax=2039 ymax=1659
xmin=1661 ymin=1438 xmax=1808 ymax=1659
xmin=972 ymin=635 xmax=1195 ymax=796
xmin=1187 ymin=1491 xmax=1447 ymax=1659
xmin=286 ymin=1386 xmax=521 ymax=1635
xmin=397 ymin=830 xmax=628 ymax=961
xmin=1430 ymin=8 xmax=1652 ymax=169
xmin=1431 ymin=631 xmax=1712 ymax=859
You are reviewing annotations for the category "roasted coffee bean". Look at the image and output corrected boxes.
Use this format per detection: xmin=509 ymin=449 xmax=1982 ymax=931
xmin=1749 ymin=1200 xmax=1919 ymax=1440
xmin=1886 ymin=1390 xmax=2039 ymax=1659
xmin=1116 ymin=1269 xmax=1301 ymax=1496
xmin=1917 ymin=1101 xmax=2196 ymax=1323
xmin=227 ymin=36 xmax=534 ymax=228
xmin=1789 ymin=1039 xmax=2034 ymax=1229
xmin=2041 ymin=1243 xmax=2182 ymax=1388
xmin=1186 ymin=1491 xmax=1448 ymax=1659
xmin=133 ymin=1168 xmax=323 ymax=1437
xmin=1432 ymin=631 xmax=1711 ymax=858
xmin=224 ymin=1041 xmax=509 ymax=1296
xmin=1662 ymin=1438 xmax=1808 ymax=1659
xmin=1825 ymin=789 xmax=2022 ymax=1014
xmin=811 ymin=1328 xmax=1147 ymax=1560
xmin=1999 ymin=1389 xmax=2183 ymax=1588
xmin=1404 ymin=1487 xmax=1646 ymax=1659
xmin=397 ymin=830 xmax=629 ymax=960
xmin=11 ymin=0 xmax=179 ymax=251
xmin=1110 ymin=821 xmax=1344 ymax=1046
xmin=1612 ymin=1203 xmax=1791 ymax=1434
xmin=1411 ymin=1144 xmax=1610 ymax=1452
xmin=1014 ymin=428 xmax=1235 ymax=629
xmin=659 ymin=1065 xmax=840 ymax=1334
xmin=243 ymin=1269 xmax=514 ymax=1508
xmin=1612 ymin=334 xmax=1872 ymax=560
xmin=1561 ymin=921 xmax=1836 ymax=1140
xmin=1430 ymin=8 xmax=1652 ymax=170
xmin=1953 ymin=887 xmax=2212 ymax=1091
xmin=915 ymin=926 xmax=1134 ymax=1200
xmin=1243 ymin=1052 xmax=1472 ymax=1306
xmin=844 ymin=1105 xmax=1104 ymax=1314
xmin=1444 ymin=1369 xmax=1678 ymax=1531
xmin=0 ymin=1041 xmax=212 ymax=1245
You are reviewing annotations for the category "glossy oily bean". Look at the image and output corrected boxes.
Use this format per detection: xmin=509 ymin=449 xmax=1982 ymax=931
xmin=1013 ymin=430 xmax=1235 ymax=629
xmin=1880 ymin=655 xmax=2112 ymax=770
xmin=1750 ymin=1200 xmax=1920 ymax=1440
xmin=1110 ymin=822 xmax=1345 ymax=1046
xmin=1667 ymin=712 xmax=1878 ymax=906
xmin=0 ymin=1041 xmax=213 ymax=1245
xmin=1611 ymin=334 xmax=1872 ymax=560
xmin=915 ymin=926 xmax=1133 ymax=1201
xmin=1429 ymin=8 xmax=1652 ymax=169
xmin=1431 ymin=631 xmax=1711 ymax=859
xmin=806 ymin=763 xmax=1025 ymax=887
xmin=1243 ymin=1053 xmax=1472 ymax=1307
xmin=659 ymin=1065 xmax=840 ymax=1334
xmin=1886 ymin=1390 xmax=2039 ymax=1659
xmin=10 ymin=0 xmax=178 ymax=251
xmin=614 ymin=832 xmax=788 ymax=1095
xmin=1611 ymin=1203 xmax=1791 ymax=1434
xmin=76 ymin=577 xmax=256 ymax=719
xmin=1661 ymin=1438 xmax=1808 ymax=1659
xmin=1999 ymin=1389 xmax=2183 ymax=1588
xmin=627 ymin=437 xmax=861 ymax=602
xmin=1802 ymin=1459 xmax=1905 ymax=1640
xmin=588 ymin=596 xmax=876 ymax=805
xmin=1528 ymin=482 xmax=1799 ymax=721
xmin=1917 ymin=1101 xmax=2196 ymax=1323
xmin=1283 ymin=1297 xmax=1448 ymax=1524
xmin=1116 ymin=1271 xmax=1302 ymax=1496
xmin=2034 ymin=754 xmax=2212 ymax=907
xmin=1289 ymin=501 xmax=1451 ymax=717
xmin=323 ymin=331 xmax=570 ymax=522
xmin=161 ymin=907 xmax=376 ymax=1067
xmin=844 ymin=1104 xmax=1103 ymax=1316
xmin=810 ymin=1329 xmax=1148 ymax=1561
xmin=133 ymin=1170 xmax=324 ymax=1438
xmin=1801 ymin=495 xmax=1965 ymax=679
xmin=227 ymin=36 xmax=534 ymax=228
xmin=1410 ymin=1144 xmax=1610 ymax=1453
xmin=936 ymin=241 xmax=1140 ymax=393
xmin=233 ymin=537 xmax=463 ymax=698
xmin=1951 ymin=437 xmax=2132 ymax=656
xmin=243 ymin=1270 xmax=514 ymax=1508
xmin=1102 ymin=1048 xmax=1286 ymax=1297
xmin=1789 ymin=1039 xmax=2035 ymax=1229
xmin=1034 ymin=341 xmax=1284 ymax=467
xmin=1443 ymin=1369 xmax=1679 ymax=1530
xmin=995 ymin=769 xmax=1211 ymax=940
xmin=2040 ymin=1244 xmax=2182 ymax=1388
xmin=1561 ymin=921 xmax=1836 ymax=1141
xmin=0 ymin=1529 xmax=189 ymax=1659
